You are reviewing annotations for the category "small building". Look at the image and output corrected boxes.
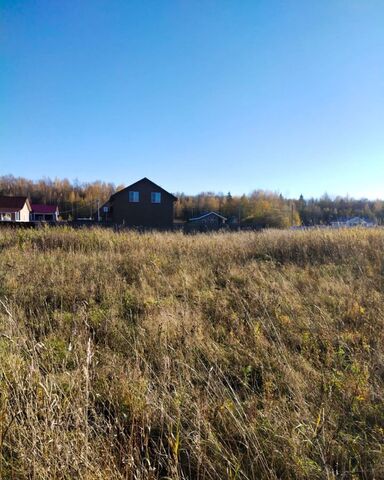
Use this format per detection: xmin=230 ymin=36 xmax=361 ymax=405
xmin=187 ymin=211 xmax=227 ymax=232
xmin=100 ymin=177 xmax=177 ymax=228
xmin=30 ymin=204 xmax=59 ymax=222
xmin=0 ymin=196 xmax=31 ymax=222
xmin=345 ymin=217 xmax=375 ymax=227
xmin=331 ymin=217 xmax=376 ymax=228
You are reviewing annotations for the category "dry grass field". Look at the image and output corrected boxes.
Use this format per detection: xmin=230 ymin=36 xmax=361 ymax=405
xmin=0 ymin=227 xmax=383 ymax=479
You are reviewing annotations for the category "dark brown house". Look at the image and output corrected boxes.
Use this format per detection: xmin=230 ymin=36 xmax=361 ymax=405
xmin=100 ymin=177 xmax=177 ymax=228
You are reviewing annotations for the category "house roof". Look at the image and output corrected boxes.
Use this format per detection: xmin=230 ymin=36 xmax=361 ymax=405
xmin=0 ymin=196 xmax=31 ymax=212
xmin=346 ymin=217 xmax=366 ymax=223
xmin=110 ymin=177 xmax=178 ymax=202
xmin=189 ymin=211 xmax=227 ymax=222
xmin=31 ymin=204 xmax=58 ymax=214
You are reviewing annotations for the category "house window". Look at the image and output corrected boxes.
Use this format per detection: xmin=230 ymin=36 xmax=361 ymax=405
xmin=129 ymin=191 xmax=140 ymax=202
xmin=151 ymin=192 xmax=161 ymax=203
xmin=103 ymin=206 xmax=109 ymax=213
xmin=15 ymin=212 xmax=20 ymax=221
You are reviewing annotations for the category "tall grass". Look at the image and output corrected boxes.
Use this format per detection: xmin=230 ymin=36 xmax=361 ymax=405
xmin=0 ymin=227 xmax=383 ymax=479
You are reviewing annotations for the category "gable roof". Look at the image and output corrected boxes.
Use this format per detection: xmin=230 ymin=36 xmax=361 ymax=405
xmin=0 ymin=196 xmax=31 ymax=212
xmin=31 ymin=204 xmax=59 ymax=214
xmin=110 ymin=177 xmax=177 ymax=202
xmin=189 ymin=211 xmax=227 ymax=222
xmin=346 ymin=216 xmax=367 ymax=223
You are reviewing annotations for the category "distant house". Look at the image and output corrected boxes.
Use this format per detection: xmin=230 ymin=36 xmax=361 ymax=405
xmin=345 ymin=217 xmax=375 ymax=227
xmin=100 ymin=177 xmax=177 ymax=228
xmin=331 ymin=217 xmax=376 ymax=228
xmin=0 ymin=196 xmax=31 ymax=222
xmin=187 ymin=211 xmax=227 ymax=231
xmin=30 ymin=204 xmax=59 ymax=222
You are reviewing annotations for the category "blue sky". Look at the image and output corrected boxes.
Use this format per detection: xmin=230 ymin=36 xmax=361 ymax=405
xmin=1 ymin=0 xmax=383 ymax=198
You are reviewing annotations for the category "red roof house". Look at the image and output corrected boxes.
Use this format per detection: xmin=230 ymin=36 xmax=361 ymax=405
xmin=30 ymin=204 xmax=59 ymax=222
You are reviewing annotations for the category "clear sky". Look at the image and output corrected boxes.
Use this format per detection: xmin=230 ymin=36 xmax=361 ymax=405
xmin=1 ymin=0 xmax=383 ymax=198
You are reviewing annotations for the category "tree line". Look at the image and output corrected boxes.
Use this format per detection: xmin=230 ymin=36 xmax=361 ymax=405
xmin=1 ymin=175 xmax=383 ymax=227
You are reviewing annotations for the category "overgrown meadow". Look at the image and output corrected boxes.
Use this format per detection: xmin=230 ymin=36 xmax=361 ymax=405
xmin=0 ymin=227 xmax=383 ymax=479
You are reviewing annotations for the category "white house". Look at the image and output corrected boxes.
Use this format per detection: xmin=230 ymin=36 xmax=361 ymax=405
xmin=331 ymin=217 xmax=376 ymax=228
xmin=0 ymin=196 xmax=31 ymax=222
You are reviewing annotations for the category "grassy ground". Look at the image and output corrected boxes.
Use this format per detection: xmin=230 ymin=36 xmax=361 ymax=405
xmin=0 ymin=227 xmax=383 ymax=479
